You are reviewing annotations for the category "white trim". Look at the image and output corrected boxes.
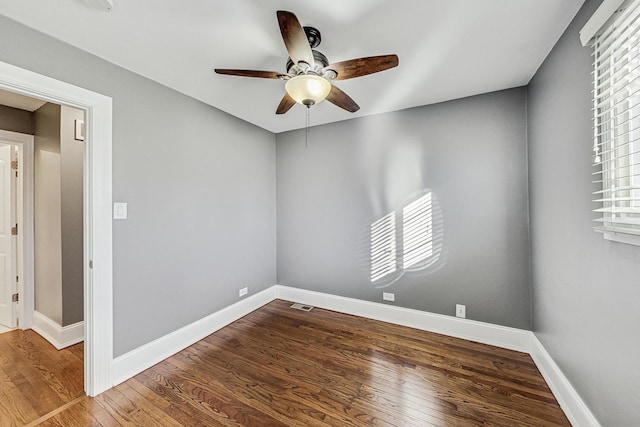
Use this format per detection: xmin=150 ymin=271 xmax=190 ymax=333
xmin=111 ymin=286 xmax=276 ymax=386
xmin=31 ymin=311 xmax=84 ymax=350
xmin=110 ymin=284 xmax=599 ymax=425
xmin=0 ymin=60 xmax=113 ymax=397
xmin=580 ymin=0 xmax=625 ymax=46
xmin=275 ymin=286 xmax=599 ymax=426
xmin=603 ymin=231 xmax=640 ymax=246
xmin=529 ymin=335 xmax=601 ymax=427
xmin=274 ymin=285 xmax=532 ymax=351
xmin=0 ymin=130 xmax=33 ymax=331
xmin=0 ymin=324 xmax=15 ymax=334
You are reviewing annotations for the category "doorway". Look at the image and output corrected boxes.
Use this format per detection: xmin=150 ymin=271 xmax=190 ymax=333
xmin=0 ymin=130 xmax=32 ymax=334
xmin=0 ymin=100 xmax=86 ymax=357
xmin=0 ymin=141 xmax=21 ymax=332
xmin=29 ymin=102 xmax=86 ymax=350
xmin=0 ymin=60 xmax=113 ymax=396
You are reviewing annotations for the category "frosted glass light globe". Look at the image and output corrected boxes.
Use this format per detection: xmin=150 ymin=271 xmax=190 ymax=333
xmin=285 ymin=75 xmax=332 ymax=106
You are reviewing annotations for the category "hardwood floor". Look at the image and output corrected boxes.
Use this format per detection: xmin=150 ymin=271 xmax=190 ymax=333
xmin=4 ymin=300 xmax=570 ymax=426
xmin=0 ymin=329 xmax=83 ymax=426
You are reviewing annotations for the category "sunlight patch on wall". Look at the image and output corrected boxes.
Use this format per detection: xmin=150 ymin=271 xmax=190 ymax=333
xmin=369 ymin=191 xmax=444 ymax=286
xmin=370 ymin=211 xmax=397 ymax=282
xmin=402 ymin=193 xmax=433 ymax=269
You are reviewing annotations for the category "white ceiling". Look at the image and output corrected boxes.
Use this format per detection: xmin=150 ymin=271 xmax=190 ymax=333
xmin=0 ymin=88 xmax=46 ymax=112
xmin=0 ymin=0 xmax=584 ymax=133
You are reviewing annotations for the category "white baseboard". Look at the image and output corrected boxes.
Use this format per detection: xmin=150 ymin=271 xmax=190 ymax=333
xmin=110 ymin=284 xmax=598 ymax=426
xmin=31 ymin=311 xmax=84 ymax=350
xmin=529 ymin=335 xmax=601 ymax=427
xmin=274 ymin=285 xmax=532 ymax=352
xmin=0 ymin=324 xmax=15 ymax=334
xmin=274 ymin=286 xmax=600 ymax=426
xmin=111 ymin=286 xmax=277 ymax=386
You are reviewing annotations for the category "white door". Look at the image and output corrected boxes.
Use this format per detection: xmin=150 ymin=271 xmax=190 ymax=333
xmin=0 ymin=144 xmax=16 ymax=328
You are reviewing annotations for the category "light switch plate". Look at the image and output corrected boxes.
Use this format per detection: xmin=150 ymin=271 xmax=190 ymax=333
xmin=113 ymin=202 xmax=127 ymax=219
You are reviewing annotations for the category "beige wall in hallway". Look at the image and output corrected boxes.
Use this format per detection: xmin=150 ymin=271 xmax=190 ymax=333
xmin=34 ymin=103 xmax=62 ymax=325
xmin=34 ymin=103 xmax=84 ymax=327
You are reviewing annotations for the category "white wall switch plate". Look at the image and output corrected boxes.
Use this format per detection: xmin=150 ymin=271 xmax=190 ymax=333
xmin=456 ymin=304 xmax=466 ymax=318
xmin=239 ymin=287 xmax=248 ymax=297
xmin=113 ymin=202 xmax=127 ymax=219
xmin=383 ymin=292 xmax=395 ymax=302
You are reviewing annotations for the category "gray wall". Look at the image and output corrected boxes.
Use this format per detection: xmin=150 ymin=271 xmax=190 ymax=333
xmin=277 ymin=88 xmax=531 ymax=329
xmin=0 ymin=104 xmax=34 ymax=135
xmin=60 ymin=105 xmax=84 ymax=326
xmin=528 ymin=0 xmax=640 ymax=424
xmin=0 ymin=16 xmax=277 ymax=356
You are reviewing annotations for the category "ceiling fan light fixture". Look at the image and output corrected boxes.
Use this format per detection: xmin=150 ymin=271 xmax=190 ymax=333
xmin=215 ymin=11 xmax=396 ymax=114
xmin=285 ymin=75 xmax=331 ymax=107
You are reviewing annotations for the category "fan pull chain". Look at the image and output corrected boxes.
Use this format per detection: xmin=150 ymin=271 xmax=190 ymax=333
xmin=305 ymin=106 xmax=310 ymax=148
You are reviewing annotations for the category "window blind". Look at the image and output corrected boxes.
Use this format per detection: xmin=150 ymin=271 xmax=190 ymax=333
xmin=592 ymin=0 xmax=640 ymax=242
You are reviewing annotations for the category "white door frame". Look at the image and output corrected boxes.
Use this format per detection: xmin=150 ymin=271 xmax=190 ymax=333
xmin=0 ymin=131 xmax=32 ymax=331
xmin=0 ymin=60 xmax=113 ymax=396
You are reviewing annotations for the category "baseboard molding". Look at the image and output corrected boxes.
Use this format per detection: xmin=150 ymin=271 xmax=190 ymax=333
xmin=529 ymin=335 xmax=601 ymax=427
xmin=109 ymin=284 xmax=598 ymax=426
xmin=111 ymin=286 xmax=277 ymax=386
xmin=274 ymin=285 xmax=532 ymax=352
xmin=274 ymin=286 xmax=599 ymax=426
xmin=0 ymin=325 xmax=15 ymax=334
xmin=31 ymin=311 xmax=84 ymax=350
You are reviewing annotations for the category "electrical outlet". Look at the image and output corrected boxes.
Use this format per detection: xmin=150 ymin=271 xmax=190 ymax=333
xmin=456 ymin=304 xmax=466 ymax=319
xmin=383 ymin=292 xmax=395 ymax=302
xmin=239 ymin=287 xmax=248 ymax=297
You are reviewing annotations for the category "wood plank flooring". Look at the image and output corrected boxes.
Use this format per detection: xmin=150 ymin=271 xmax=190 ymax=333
xmin=3 ymin=300 xmax=571 ymax=426
xmin=0 ymin=329 xmax=84 ymax=426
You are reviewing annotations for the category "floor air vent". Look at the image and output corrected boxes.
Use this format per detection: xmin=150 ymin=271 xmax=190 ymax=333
xmin=290 ymin=303 xmax=314 ymax=312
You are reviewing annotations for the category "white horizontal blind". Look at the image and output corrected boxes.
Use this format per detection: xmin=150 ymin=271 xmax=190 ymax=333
xmin=593 ymin=0 xmax=640 ymax=240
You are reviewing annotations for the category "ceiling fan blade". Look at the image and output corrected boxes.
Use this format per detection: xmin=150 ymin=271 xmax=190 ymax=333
xmin=326 ymin=85 xmax=360 ymax=113
xmin=324 ymin=54 xmax=399 ymax=80
xmin=276 ymin=93 xmax=296 ymax=115
xmin=277 ymin=10 xmax=314 ymax=67
xmin=214 ymin=69 xmax=286 ymax=79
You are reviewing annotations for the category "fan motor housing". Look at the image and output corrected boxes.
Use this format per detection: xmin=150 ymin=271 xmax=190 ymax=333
xmin=303 ymin=26 xmax=322 ymax=48
xmin=286 ymin=50 xmax=330 ymax=76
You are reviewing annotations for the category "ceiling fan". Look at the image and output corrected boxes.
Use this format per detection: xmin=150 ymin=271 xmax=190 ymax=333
xmin=214 ymin=10 xmax=399 ymax=115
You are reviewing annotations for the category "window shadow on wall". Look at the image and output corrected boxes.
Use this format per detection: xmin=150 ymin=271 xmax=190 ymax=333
xmin=366 ymin=189 xmax=446 ymax=289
